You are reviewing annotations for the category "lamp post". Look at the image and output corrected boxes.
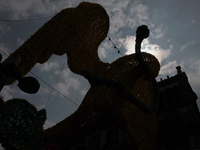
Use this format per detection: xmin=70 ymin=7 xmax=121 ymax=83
xmin=0 ymin=53 xmax=40 ymax=94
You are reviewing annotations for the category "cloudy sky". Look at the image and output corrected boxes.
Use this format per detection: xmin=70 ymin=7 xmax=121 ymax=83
xmin=0 ymin=0 xmax=200 ymax=139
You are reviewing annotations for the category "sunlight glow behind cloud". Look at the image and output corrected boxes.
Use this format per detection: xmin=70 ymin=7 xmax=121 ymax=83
xmin=119 ymin=35 xmax=172 ymax=63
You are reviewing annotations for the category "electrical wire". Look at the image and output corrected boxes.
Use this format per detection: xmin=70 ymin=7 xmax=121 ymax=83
xmin=45 ymin=58 xmax=67 ymax=108
xmin=46 ymin=70 xmax=76 ymax=110
xmin=0 ymin=0 xmax=128 ymax=130
xmin=0 ymin=0 xmax=63 ymax=23
xmin=44 ymin=123 xmax=51 ymax=128
xmin=107 ymin=36 xmax=124 ymax=56
xmin=30 ymin=72 xmax=79 ymax=106
xmin=0 ymin=49 xmax=9 ymax=56
xmin=2 ymin=87 xmax=15 ymax=99
xmin=48 ymin=76 xmax=82 ymax=126
xmin=51 ymin=0 xmax=63 ymax=10
xmin=0 ymin=50 xmax=79 ymax=106
xmin=51 ymin=102 xmax=65 ymax=123
xmin=0 ymin=16 xmax=51 ymax=23
xmin=74 ymin=75 xmax=81 ymax=109
xmin=2 ymin=84 xmax=14 ymax=99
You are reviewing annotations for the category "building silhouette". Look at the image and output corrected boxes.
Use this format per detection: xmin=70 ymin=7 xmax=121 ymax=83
xmin=154 ymin=66 xmax=200 ymax=150
xmin=72 ymin=66 xmax=200 ymax=150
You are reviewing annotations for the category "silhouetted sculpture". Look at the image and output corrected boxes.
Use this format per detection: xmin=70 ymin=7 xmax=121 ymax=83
xmin=2 ymin=2 xmax=160 ymax=150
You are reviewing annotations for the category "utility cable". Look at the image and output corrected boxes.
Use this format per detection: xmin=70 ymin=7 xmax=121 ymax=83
xmin=0 ymin=49 xmax=9 ymax=56
xmin=74 ymin=75 xmax=81 ymax=109
xmin=46 ymin=71 xmax=76 ymax=110
xmin=2 ymin=83 xmax=15 ymax=99
xmin=2 ymin=87 xmax=15 ymax=99
xmin=45 ymin=58 xmax=67 ymax=108
xmin=51 ymin=102 xmax=64 ymax=123
xmin=30 ymin=72 xmax=79 ymax=106
xmin=51 ymin=0 xmax=63 ymax=10
xmin=0 ymin=50 xmax=79 ymax=106
xmin=0 ymin=16 xmax=51 ymax=22
xmin=107 ymin=36 xmax=124 ymax=56
xmin=44 ymin=123 xmax=51 ymax=128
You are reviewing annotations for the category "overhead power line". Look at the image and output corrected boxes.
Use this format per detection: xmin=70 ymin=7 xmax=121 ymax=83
xmin=0 ymin=49 xmax=79 ymax=107
xmin=0 ymin=16 xmax=51 ymax=23
xmin=45 ymin=58 xmax=67 ymax=108
xmin=0 ymin=49 xmax=9 ymax=56
xmin=2 ymin=86 xmax=15 ymax=99
xmin=29 ymin=72 xmax=79 ymax=106
xmin=0 ymin=0 xmax=63 ymax=23
xmin=51 ymin=0 xmax=63 ymax=10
